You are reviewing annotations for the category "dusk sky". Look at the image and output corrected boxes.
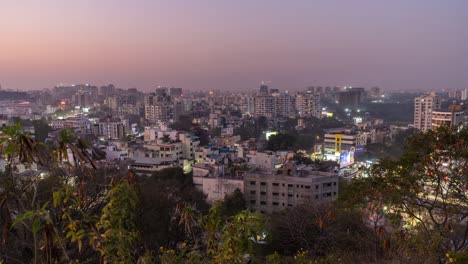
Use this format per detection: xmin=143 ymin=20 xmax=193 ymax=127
xmin=1 ymin=0 xmax=467 ymax=91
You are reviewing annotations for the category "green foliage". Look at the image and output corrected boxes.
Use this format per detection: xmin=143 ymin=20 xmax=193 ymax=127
xmin=0 ymin=121 xmax=45 ymax=166
xmin=32 ymin=118 xmax=50 ymax=143
xmin=267 ymin=133 xmax=297 ymax=151
xmin=98 ymin=180 xmax=139 ymax=263
xmin=220 ymin=188 xmax=246 ymax=219
xmin=294 ymin=249 xmax=313 ymax=264
xmin=235 ymin=116 xmax=269 ymax=140
xmin=266 ymin=251 xmax=285 ymax=264
xmin=170 ymin=115 xmax=194 ymax=131
xmin=211 ymin=209 xmax=267 ymax=263
xmin=136 ymin=167 xmax=208 ymax=252
xmin=2 ymin=121 xmax=466 ymax=264
xmin=344 ymin=126 xmax=468 ymax=263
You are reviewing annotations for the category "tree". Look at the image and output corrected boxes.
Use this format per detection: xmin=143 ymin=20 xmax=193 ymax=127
xmin=136 ymin=168 xmax=208 ymax=252
xmin=97 ymin=180 xmax=139 ymax=263
xmin=269 ymin=204 xmax=374 ymax=258
xmin=220 ymin=189 xmax=246 ymax=219
xmin=170 ymin=115 xmax=194 ymax=131
xmin=345 ymin=126 xmax=468 ymax=263
xmin=267 ymin=133 xmax=297 ymax=151
xmin=32 ymin=118 xmax=50 ymax=143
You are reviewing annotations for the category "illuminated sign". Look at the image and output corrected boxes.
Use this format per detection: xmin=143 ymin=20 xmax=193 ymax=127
xmin=339 ymin=151 xmax=355 ymax=168
xmin=265 ymin=131 xmax=278 ymax=140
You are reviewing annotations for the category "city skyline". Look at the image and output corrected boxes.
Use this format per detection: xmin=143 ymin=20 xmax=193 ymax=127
xmin=1 ymin=0 xmax=467 ymax=91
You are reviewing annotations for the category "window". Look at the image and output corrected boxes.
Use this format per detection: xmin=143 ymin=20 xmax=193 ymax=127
xmin=250 ymin=200 xmax=256 ymax=204
xmin=260 ymin=182 xmax=267 ymax=186
xmin=250 ymin=190 xmax=256 ymax=195
xmin=288 ymin=194 xmax=293 ymax=197
xmin=260 ymin=191 xmax=267 ymax=195
xmin=260 ymin=201 xmax=267 ymax=205
xmin=288 ymin=184 xmax=293 ymax=187
xmin=272 ymin=183 xmax=279 ymax=186
xmin=315 ymin=185 xmax=319 ymax=189
xmin=250 ymin=181 xmax=256 ymax=185
xmin=272 ymin=192 xmax=279 ymax=196
xmin=305 ymin=185 xmax=311 ymax=189
xmin=287 ymin=204 xmax=293 ymax=207
xmin=315 ymin=195 xmax=319 ymax=199
xmin=333 ymin=182 xmax=337 ymax=186
xmin=272 ymin=202 xmax=279 ymax=206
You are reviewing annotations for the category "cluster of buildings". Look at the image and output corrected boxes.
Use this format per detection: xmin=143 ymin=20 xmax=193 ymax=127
xmin=413 ymin=92 xmax=467 ymax=132
xmin=5 ymin=82 xmax=466 ymax=215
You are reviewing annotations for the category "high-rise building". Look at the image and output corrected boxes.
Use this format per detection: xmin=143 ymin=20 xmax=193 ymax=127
xmin=369 ymin=87 xmax=383 ymax=98
xmin=448 ymin=90 xmax=460 ymax=99
xmin=99 ymin=84 xmax=115 ymax=97
xmin=145 ymin=93 xmax=171 ymax=123
xmin=273 ymin=93 xmax=296 ymax=117
xmin=461 ymin=89 xmax=468 ymax=101
xmin=431 ymin=104 xmax=466 ymax=129
xmin=259 ymin=84 xmax=269 ymax=95
xmin=414 ymin=94 xmax=441 ymax=132
xmin=254 ymin=85 xmax=275 ymax=118
xmin=295 ymin=92 xmax=321 ymax=118
xmin=72 ymin=91 xmax=92 ymax=108
xmin=169 ymin=87 xmax=183 ymax=97
xmin=93 ymin=117 xmax=127 ymax=140
xmin=155 ymin=86 xmax=169 ymax=96
xmin=336 ymin=88 xmax=366 ymax=109
xmin=254 ymin=94 xmax=275 ymax=118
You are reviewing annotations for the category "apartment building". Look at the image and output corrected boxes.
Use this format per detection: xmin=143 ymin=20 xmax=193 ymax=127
xmin=323 ymin=126 xmax=366 ymax=160
xmin=254 ymin=94 xmax=275 ymax=118
xmin=414 ymin=94 xmax=441 ymax=132
xmin=273 ymin=93 xmax=296 ymax=117
xmin=295 ymin=92 xmax=321 ymax=118
xmin=431 ymin=104 xmax=466 ymax=129
xmin=94 ymin=117 xmax=126 ymax=140
xmin=144 ymin=93 xmax=171 ymax=123
xmin=246 ymin=151 xmax=282 ymax=170
xmin=244 ymin=167 xmax=339 ymax=214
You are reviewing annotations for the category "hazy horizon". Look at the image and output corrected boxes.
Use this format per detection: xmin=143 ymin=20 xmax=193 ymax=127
xmin=1 ymin=0 xmax=467 ymax=92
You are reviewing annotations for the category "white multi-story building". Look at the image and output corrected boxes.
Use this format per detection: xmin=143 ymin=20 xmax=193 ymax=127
xmin=323 ymin=127 xmax=366 ymax=166
xmin=144 ymin=93 xmax=171 ymax=123
xmin=414 ymin=94 xmax=441 ymax=132
xmin=254 ymin=94 xmax=275 ymax=118
xmin=179 ymin=132 xmax=199 ymax=161
xmin=95 ymin=117 xmax=127 ymax=140
xmin=295 ymin=92 xmax=321 ymax=118
xmin=193 ymin=163 xmax=244 ymax=203
xmin=461 ymin=89 xmax=468 ymax=101
xmin=244 ymin=167 xmax=339 ymax=214
xmin=431 ymin=105 xmax=466 ymax=129
xmin=246 ymin=151 xmax=282 ymax=170
xmin=273 ymin=93 xmax=296 ymax=117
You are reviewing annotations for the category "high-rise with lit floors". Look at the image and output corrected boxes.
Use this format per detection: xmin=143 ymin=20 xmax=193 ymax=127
xmin=254 ymin=85 xmax=275 ymax=118
xmin=414 ymin=94 xmax=441 ymax=132
xmin=295 ymin=92 xmax=321 ymax=118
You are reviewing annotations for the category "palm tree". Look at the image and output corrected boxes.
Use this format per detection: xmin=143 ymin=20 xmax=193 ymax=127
xmin=175 ymin=202 xmax=198 ymax=246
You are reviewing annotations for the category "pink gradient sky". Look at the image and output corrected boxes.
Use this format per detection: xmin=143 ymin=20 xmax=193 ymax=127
xmin=0 ymin=0 xmax=467 ymax=91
